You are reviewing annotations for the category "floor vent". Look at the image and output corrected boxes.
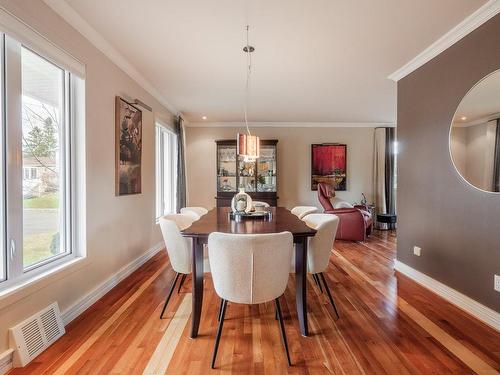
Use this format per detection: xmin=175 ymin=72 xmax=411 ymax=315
xmin=9 ymin=302 xmax=65 ymax=367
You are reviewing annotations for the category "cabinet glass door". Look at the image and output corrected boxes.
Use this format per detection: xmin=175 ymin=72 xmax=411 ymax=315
xmin=257 ymin=146 xmax=277 ymax=192
xmin=238 ymin=156 xmax=256 ymax=192
xmin=217 ymin=145 xmax=237 ymax=192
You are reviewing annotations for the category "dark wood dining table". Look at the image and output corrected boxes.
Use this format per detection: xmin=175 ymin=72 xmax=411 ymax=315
xmin=181 ymin=206 xmax=317 ymax=338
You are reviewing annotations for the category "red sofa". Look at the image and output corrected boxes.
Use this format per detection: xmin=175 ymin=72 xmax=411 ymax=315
xmin=317 ymin=183 xmax=373 ymax=241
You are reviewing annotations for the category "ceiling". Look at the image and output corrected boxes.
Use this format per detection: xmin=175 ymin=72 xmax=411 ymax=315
xmin=63 ymin=0 xmax=486 ymax=123
xmin=454 ymin=69 xmax=500 ymax=126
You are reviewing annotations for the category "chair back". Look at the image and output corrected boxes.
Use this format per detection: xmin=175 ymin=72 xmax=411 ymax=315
xmin=208 ymin=232 xmax=293 ymax=304
xmin=317 ymin=183 xmax=335 ymax=211
xmin=303 ymin=214 xmax=339 ymax=273
xmin=159 ymin=214 xmax=194 ymax=274
xmin=291 ymin=206 xmax=318 ymax=219
xmin=180 ymin=207 xmax=209 ymax=220
xmin=180 ymin=209 xmax=201 ymax=221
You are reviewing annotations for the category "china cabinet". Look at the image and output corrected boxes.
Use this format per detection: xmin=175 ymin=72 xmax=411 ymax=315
xmin=215 ymin=139 xmax=278 ymax=207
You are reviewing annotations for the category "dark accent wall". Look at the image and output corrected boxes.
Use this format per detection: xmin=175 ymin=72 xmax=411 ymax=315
xmin=398 ymin=14 xmax=500 ymax=311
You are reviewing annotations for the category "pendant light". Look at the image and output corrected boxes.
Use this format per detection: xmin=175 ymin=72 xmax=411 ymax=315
xmin=237 ymin=25 xmax=260 ymax=161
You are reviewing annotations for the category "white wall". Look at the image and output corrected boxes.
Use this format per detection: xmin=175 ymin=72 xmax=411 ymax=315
xmin=0 ymin=0 xmax=173 ymax=353
xmin=185 ymin=126 xmax=375 ymax=209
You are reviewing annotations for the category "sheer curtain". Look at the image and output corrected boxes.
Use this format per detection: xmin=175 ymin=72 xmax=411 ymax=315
xmin=373 ymin=127 xmax=397 ymax=229
xmin=175 ymin=116 xmax=187 ymax=211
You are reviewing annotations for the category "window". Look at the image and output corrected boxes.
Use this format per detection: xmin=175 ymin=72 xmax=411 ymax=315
xmin=0 ymin=35 xmax=5 ymax=283
xmin=0 ymin=29 xmax=84 ymax=289
xmin=155 ymin=124 xmax=177 ymax=218
xmin=23 ymin=167 xmax=39 ymax=180
xmin=21 ymin=46 xmax=69 ymax=269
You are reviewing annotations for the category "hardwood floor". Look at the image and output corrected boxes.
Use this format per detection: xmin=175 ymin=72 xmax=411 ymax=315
xmin=10 ymin=230 xmax=500 ymax=374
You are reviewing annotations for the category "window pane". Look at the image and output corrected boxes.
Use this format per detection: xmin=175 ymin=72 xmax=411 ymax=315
xmin=162 ymin=131 xmax=171 ymax=214
xmin=21 ymin=47 xmax=66 ymax=268
xmin=155 ymin=126 xmax=177 ymax=217
xmin=0 ymin=38 xmax=5 ymax=282
xmin=155 ymin=126 xmax=162 ymax=218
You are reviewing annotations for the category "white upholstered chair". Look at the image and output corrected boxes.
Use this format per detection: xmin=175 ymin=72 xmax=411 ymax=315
xmin=208 ymin=232 xmax=293 ymax=368
xmin=291 ymin=206 xmax=318 ymax=219
xmin=158 ymin=214 xmax=210 ymax=319
xmin=180 ymin=206 xmax=209 ymax=220
xmin=297 ymin=213 xmax=341 ymax=318
xmin=303 ymin=214 xmax=339 ymax=317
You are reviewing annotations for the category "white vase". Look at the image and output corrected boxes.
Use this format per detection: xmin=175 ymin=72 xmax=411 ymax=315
xmin=231 ymin=188 xmax=253 ymax=213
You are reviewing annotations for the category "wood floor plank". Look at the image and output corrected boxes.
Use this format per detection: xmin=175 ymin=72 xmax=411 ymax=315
xmin=52 ymin=263 xmax=168 ymax=375
xmin=8 ymin=231 xmax=500 ymax=374
xmin=144 ymin=294 xmax=191 ymax=374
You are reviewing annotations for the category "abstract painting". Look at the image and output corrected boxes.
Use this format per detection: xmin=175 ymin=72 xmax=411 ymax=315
xmin=115 ymin=96 xmax=142 ymax=195
xmin=311 ymin=144 xmax=347 ymax=191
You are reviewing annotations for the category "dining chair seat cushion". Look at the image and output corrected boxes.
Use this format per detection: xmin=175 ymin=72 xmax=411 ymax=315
xmin=208 ymin=232 xmax=293 ymax=305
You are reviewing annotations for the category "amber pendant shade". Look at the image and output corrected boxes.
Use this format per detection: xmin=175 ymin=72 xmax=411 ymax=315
xmin=237 ymin=133 xmax=260 ymax=160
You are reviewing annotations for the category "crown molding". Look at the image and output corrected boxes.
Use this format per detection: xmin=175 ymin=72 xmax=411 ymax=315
xmin=43 ymin=0 xmax=178 ymax=115
xmin=186 ymin=121 xmax=396 ymax=128
xmin=388 ymin=0 xmax=500 ymax=82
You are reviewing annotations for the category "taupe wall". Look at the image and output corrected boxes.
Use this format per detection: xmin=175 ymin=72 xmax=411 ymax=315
xmin=185 ymin=126 xmax=375 ymax=209
xmin=0 ymin=0 xmax=173 ymax=352
xmin=398 ymin=14 xmax=500 ymax=311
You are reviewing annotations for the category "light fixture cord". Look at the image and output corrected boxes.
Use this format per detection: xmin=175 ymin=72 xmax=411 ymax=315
xmin=244 ymin=25 xmax=252 ymax=136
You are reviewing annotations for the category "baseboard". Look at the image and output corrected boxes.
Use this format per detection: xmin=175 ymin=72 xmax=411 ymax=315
xmin=0 ymin=349 xmax=13 ymax=375
xmin=61 ymin=242 xmax=164 ymax=325
xmin=395 ymin=260 xmax=500 ymax=331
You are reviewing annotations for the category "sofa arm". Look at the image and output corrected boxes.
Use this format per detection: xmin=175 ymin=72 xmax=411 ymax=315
xmin=354 ymin=204 xmax=371 ymax=213
xmin=324 ymin=208 xmax=367 ymax=241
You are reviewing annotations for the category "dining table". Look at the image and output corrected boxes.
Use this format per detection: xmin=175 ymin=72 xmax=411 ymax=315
xmin=181 ymin=206 xmax=317 ymax=338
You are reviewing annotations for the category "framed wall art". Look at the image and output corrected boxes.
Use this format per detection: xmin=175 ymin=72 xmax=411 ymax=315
xmin=115 ymin=96 xmax=142 ymax=195
xmin=311 ymin=143 xmax=347 ymax=191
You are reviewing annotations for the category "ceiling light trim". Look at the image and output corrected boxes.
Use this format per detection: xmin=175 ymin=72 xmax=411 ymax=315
xmin=186 ymin=122 xmax=396 ymax=128
xmin=43 ymin=0 xmax=179 ymax=115
xmin=388 ymin=0 xmax=500 ymax=82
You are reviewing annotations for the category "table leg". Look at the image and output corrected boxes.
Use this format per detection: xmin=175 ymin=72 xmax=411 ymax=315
xmin=190 ymin=237 xmax=204 ymax=338
xmin=295 ymin=237 xmax=309 ymax=336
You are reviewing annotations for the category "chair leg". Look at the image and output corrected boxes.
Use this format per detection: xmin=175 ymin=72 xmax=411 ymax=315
xmin=275 ymin=297 xmax=292 ymax=366
xmin=312 ymin=273 xmax=323 ymax=293
xmin=211 ymin=299 xmax=227 ymax=369
xmin=217 ymin=298 xmax=224 ymax=322
xmin=319 ymin=273 xmax=340 ymax=319
xmin=160 ymin=272 xmax=180 ymax=319
xmin=177 ymin=274 xmax=187 ymax=293
xmin=312 ymin=273 xmax=319 ymax=286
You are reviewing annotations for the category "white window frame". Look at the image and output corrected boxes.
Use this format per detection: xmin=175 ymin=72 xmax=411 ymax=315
xmin=0 ymin=34 xmax=5 ymax=283
xmin=0 ymin=31 xmax=83 ymax=290
xmin=155 ymin=123 xmax=177 ymax=219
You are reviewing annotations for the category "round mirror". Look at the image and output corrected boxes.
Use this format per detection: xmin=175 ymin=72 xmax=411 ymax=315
xmin=450 ymin=69 xmax=500 ymax=193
